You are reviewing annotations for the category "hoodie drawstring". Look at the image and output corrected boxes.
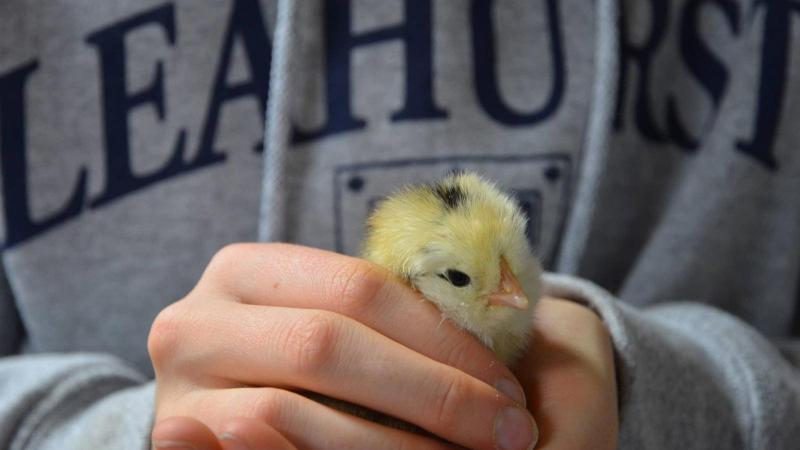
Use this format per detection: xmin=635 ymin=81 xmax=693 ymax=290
xmin=258 ymin=0 xmax=298 ymax=243
xmin=556 ymin=0 xmax=620 ymax=273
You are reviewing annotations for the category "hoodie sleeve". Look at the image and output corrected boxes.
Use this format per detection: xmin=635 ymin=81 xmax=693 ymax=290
xmin=543 ymin=273 xmax=800 ymax=450
xmin=0 ymin=353 xmax=154 ymax=450
xmin=0 ymin=269 xmax=154 ymax=449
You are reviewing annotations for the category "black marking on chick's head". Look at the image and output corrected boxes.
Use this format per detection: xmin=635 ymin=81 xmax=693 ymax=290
xmin=432 ymin=181 xmax=466 ymax=210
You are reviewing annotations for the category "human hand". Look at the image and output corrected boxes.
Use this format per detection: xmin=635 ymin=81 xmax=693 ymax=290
xmin=149 ymin=243 xmax=538 ymax=450
xmin=514 ymin=297 xmax=619 ymax=450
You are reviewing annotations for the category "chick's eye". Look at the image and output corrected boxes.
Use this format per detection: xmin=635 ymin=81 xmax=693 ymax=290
xmin=442 ymin=269 xmax=471 ymax=287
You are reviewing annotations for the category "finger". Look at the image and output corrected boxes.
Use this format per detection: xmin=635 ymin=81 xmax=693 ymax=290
xmin=189 ymin=304 xmax=535 ymax=450
xmin=517 ymin=298 xmax=619 ymax=450
xmin=201 ymin=243 xmax=526 ymax=405
xmin=218 ymin=417 xmax=298 ymax=450
xmin=151 ymin=416 xmax=223 ymax=450
xmin=183 ymin=387 xmax=462 ymax=450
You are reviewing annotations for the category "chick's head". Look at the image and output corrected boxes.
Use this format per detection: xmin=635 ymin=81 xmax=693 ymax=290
xmin=363 ymin=172 xmax=541 ymax=366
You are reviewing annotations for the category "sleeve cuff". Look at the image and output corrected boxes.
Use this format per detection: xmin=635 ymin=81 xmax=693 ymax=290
xmin=0 ymin=353 xmax=153 ymax=449
xmin=541 ymin=272 xmax=800 ymax=449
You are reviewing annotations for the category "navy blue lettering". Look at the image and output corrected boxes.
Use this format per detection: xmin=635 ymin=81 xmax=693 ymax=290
xmin=86 ymin=4 xmax=195 ymax=208
xmin=0 ymin=62 xmax=88 ymax=249
xmin=735 ymin=0 xmax=800 ymax=170
xmin=667 ymin=0 xmax=739 ymax=150
xmin=614 ymin=0 xmax=669 ymax=141
xmin=293 ymin=0 xmax=447 ymax=143
xmin=198 ymin=0 xmax=271 ymax=156
xmin=390 ymin=0 xmax=447 ymax=122
xmin=470 ymin=0 xmax=565 ymax=126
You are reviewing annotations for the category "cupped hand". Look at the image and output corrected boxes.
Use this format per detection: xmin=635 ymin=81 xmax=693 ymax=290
xmin=515 ymin=297 xmax=619 ymax=450
xmin=149 ymin=243 xmax=537 ymax=450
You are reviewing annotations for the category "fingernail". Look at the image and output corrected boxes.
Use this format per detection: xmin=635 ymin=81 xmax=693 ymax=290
xmin=494 ymin=406 xmax=538 ymax=450
xmin=152 ymin=440 xmax=196 ymax=450
xmin=219 ymin=433 xmax=251 ymax=450
xmin=495 ymin=378 xmax=527 ymax=406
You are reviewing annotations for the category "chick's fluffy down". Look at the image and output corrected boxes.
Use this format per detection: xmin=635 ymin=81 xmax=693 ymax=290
xmin=363 ymin=172 xmax=541 ymax=366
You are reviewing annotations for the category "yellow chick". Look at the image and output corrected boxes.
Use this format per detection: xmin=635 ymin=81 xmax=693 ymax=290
xmin=305 ymin=172 xmax=542 ymax=435
xmin=363 ymin=172 xmax=541 ymax=366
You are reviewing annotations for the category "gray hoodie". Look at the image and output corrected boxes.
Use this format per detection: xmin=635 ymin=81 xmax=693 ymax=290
xmin=1 ymin=0 xmax=799 ymax=448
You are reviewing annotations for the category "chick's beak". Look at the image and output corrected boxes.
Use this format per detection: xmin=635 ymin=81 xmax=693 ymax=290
xmin=487 ymin=258 xmax=529 ymax=309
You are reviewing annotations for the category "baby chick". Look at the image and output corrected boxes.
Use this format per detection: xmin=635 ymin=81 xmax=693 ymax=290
xmin=363 ymin=172 xmax=541 ymax=366
xmin=305 ymin=173 xmax=542 ymax=435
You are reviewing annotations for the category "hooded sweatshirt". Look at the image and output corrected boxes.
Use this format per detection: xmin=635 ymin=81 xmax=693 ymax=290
xmin=1 ymin=0 xmax=799 ymax=449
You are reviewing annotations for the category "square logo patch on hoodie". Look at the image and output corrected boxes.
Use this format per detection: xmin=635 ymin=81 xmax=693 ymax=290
xmin=333 ymin=153 xmax=572 ymax=268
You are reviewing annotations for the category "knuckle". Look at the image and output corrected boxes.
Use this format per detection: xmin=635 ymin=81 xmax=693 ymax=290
xmin=207 ymin=243 xmax=251 ymax=276
xmin=147 ymin=302 xmax=186 ymax=369
xmin=283 ymin=312 xmax=340 ymax=375
xmin=328 ymin=260 xmax=389 ymax=316
xmin=431 ymin=374 xmax=469 ymax=431
xmin=250 ymin=388 xmax=292 ymax=426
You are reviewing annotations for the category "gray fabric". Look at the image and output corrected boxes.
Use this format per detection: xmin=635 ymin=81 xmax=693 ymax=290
xmin=0 ymin=0 xmax=799 ymax=448
xmin=544 ymin=274 xmax=800 ymax=449
xmin=0 ymin=353 xmax=151 ymax=450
